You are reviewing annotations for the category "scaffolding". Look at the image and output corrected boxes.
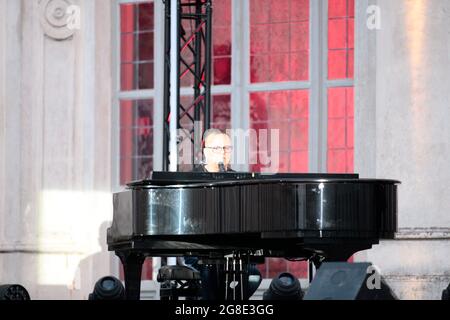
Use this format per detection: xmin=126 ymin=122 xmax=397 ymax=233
xmin=163 ymin=0 xmax=212 ymax=171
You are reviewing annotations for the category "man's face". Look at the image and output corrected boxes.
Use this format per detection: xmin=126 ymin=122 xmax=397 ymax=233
xmin=204 ymin=133 xmax=232 ymax=167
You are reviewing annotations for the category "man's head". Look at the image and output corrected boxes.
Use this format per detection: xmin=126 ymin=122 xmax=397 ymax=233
xmin=202 ymin=129 xmax=232 ymax=171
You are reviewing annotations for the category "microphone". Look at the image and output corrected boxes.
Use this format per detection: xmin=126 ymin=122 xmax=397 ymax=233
xmin=218 ymin=162 xmax=226 ymax=172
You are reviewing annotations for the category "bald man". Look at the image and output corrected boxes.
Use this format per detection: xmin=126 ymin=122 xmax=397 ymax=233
xmin=187 ymin=129 xmax=262 ymax=300
xmin=195 ymin=129 xmax=234 ymax=173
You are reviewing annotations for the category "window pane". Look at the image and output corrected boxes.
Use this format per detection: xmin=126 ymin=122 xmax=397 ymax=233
xmin=120 ymin=2 xmax=155 ymax=91
xmin=328 ymin=0 xmax=347 ymax=18
xmin=348 ymin=0 xmax=355 ymax=17
xmin=120 ymin=99 xmax=154 ymax=185
xmin=121 ymin=34 xmax=135 ymax=62
xmin=328 ymin=50 xmax=347 ymax=79
xmin=270 ymin=54 xmax=290 ymax=82
xmin=120 ymin=63 xmax=154 ymax=90
xmin=138 ymin=62 xmax=154 ymax=88
xmin=250 ymin=90 xmax=309 ymax=173
xmin=120 ymin=4 xmax=135 ymax=33
xmin=212 ymin=0 xmax=232 ymax=85
xmin=211 ymin=95 xmax=231 ymax=130
xmin=139 ymin=32 xmax=154 ymax=61
xmin=327 ymin=87 xmax=354 ymax=173
xmin=328 ymin=19 xmax=347 ymax=49
xmin=328 ymin=0 xmax=354 ymax=80
xmin=250 ymin=0 xmax=310 ymax=83
xmin=213 ymin=57 xmax=231 ymax=85
xmin=138 ymin=2 xmax=154 ymax=31
xmin=250 ymin=0 xmax=270 ymax=24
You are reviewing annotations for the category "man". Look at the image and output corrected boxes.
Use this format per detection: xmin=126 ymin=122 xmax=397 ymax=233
xmin=194 ymin=128 xmax=234 ymax=173
xmin=186 ymin=129 xmax=261 ymax=300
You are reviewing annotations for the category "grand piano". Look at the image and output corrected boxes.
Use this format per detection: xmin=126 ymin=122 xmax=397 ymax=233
xmin=107 ymin=172 xmax=399 ymax=300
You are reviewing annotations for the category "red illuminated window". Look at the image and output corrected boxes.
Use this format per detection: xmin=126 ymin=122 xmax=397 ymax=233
xmin=211 ymin=94 xmax=231 ymax=130
xmin=119 ymin=1 xmax=156 ymax=281
xmin=120 ymin=2 xmax=154 ymax=91
xmin=250 ymin=0 xmax=310 ymax=83
xmin=249 ymin=0 xmax=311 ymax=279
xmin=213 ymin=0 xmax=232 ymax=85
xmin=119 ymin=2 xmax=155 ymax=188
xmin=328 ymin=0 xmax=354 ymax=80
xmin=249 ymin=0 xmax=355 ymax=278
xmin=250 ymin=90 xmax=309 ymax=173
xmin=119 ymin=99 xmax=154 ymax=185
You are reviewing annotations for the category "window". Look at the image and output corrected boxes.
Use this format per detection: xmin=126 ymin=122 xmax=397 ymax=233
xmin=249 ymin=0 xmax=310 ymax=174
xmin=116 ymin=0 xmax=354 ymax=282
xmin=250 ymin=0 xmax=310 ymax=83
xmin=247 ymin=0 xmax=354 ymax=278
xmin=119 ymin=1 xmax=156 ymax=187
xmin=117 ymin=0 xmax=157 ymax=281
xmin=250 ymin=90 xmax=309 ymax=172
xmin=119 ymin=99 xmax=154 ymax=184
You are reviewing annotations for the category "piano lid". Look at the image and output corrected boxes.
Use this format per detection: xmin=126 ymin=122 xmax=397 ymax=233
xmin=126 ymin=171 xmax=400 ymax=188
xmin=127 ymin=172 xmax=358 ymax=187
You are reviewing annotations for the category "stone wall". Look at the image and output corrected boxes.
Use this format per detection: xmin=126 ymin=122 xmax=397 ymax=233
xmin=0 ymin=0 xmax=114 ymax=299
xmin=354 ymin=0 xmax=450 ymax=299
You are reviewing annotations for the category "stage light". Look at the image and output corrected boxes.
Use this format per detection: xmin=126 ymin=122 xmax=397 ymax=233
xmin=88 ymin=276 xmax=125 ymax=300
xmin=0 ymin=285 xmax=31 ymax=300
xmin=304 ymin=262 xmax=397 ymax=300
xmin=262 ymin=272 xmax=303 ymax=300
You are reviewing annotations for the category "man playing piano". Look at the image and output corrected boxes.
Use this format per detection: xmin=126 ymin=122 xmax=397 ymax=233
xmin=186 ymin=128 xmax=261 ymax=299
xmin=194 ymin=128 xmax=234 ymax=173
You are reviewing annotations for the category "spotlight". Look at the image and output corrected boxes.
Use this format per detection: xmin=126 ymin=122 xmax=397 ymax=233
xmin=89 ymin=276 xmax=125 ymax=300
xmin=263 ymin=273 xmax=303 ymax=300
xmin=0 ymin=285 xmax=31 ymax=300
xmin=303 ymin=262 xmax=397 ymax=300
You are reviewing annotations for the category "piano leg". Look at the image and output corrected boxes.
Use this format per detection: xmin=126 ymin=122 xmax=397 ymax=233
xmin=116 ymin=251 xmax=146 ymax=300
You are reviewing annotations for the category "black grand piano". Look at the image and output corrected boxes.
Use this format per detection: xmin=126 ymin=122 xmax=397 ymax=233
xmin=107 ymin=172 xmax=399 ymax=300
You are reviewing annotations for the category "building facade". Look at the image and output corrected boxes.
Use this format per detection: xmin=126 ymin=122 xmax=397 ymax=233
xmin=0 ymin=0 xmax=449 ymax=299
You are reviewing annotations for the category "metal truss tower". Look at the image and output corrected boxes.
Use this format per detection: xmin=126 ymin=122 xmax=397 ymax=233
xmin=163 ymin=0 xmax=213 ymax=171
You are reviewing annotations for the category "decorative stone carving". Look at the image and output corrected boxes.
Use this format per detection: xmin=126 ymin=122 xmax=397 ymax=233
xmin=39 ymin=0 xmax=77 ymax=40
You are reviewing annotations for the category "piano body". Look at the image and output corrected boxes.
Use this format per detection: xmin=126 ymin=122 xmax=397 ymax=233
xmin=107 ymin=172 xmax=399 ymax=299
